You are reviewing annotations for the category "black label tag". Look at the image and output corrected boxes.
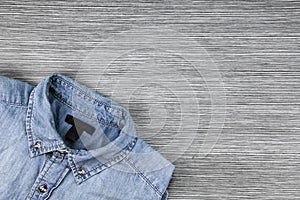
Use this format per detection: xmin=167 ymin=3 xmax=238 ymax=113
xmin=64 ymin=114 xmax=96 ymax=143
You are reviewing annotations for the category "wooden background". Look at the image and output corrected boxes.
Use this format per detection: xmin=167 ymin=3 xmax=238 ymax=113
xmin=0 ymin=1 xmax=299 ymax=199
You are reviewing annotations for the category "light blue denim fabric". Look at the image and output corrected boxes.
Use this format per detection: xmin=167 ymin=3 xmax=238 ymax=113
xmin=0 ymin=73 xmax=175 ymax=200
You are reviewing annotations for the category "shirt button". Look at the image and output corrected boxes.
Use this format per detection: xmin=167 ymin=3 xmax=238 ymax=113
xmin=78 ymin=167 xmax=85 ymax=176
xmin=38 ymin=184 xmax=48 ymax=194
xmin=33 ymin=141 xmax=41 ymax=150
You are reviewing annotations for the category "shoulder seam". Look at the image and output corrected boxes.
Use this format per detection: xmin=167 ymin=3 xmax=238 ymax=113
xmin=0 ymin=99 xmax=28 ymax=107
xmin=124 ymin=157 xmax=163 ymax=197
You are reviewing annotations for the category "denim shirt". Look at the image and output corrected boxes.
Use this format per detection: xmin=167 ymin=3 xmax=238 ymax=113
xmin=0 ymin=73 xmax=175 ymax=200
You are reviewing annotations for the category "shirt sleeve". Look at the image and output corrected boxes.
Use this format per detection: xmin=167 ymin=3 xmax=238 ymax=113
xmin=142 ymin=160 xmax=175 ymax=199
xmin=125 ymin=137 xmax=175 ymax=199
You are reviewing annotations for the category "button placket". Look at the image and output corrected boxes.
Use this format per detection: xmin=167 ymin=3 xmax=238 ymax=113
xmin=25 ymin=150 xmax=70 ymax=200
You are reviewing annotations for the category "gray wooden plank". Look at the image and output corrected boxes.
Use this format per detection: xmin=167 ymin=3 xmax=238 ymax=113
xmin=0 ymin=0 xmax=299 ymax=199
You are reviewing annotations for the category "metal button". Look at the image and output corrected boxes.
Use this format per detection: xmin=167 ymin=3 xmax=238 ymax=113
xmin=33 ymin=141 xmax=41 ymax=150
xmin=78 ymin=167 xmax=85 ymax=176
xmin=38 ymin=184 xmax=47 ymax=193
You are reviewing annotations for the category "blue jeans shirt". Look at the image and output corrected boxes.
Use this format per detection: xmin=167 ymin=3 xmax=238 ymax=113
xmin=0 ymin=73 xmax=175 ymax=200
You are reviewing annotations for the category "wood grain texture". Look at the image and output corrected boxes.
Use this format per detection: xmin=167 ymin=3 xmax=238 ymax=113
xmin=0 ymin=0 xmax=299 ymax=199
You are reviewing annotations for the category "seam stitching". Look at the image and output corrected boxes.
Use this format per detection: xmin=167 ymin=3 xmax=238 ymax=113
xmin=0 ymin=99 xmax=27 ymax=107
xmin=51 ymin=91 xmax=120 ymax=128
xmin=27 ymin=88 xmax=36 ymax=148
xmin=52 ymin=76 xmax=125 ymax=112
xmin=124 ymin=157 xmax=163 ymax=197
xmin=50 ymin=78 xmax=125 ymax=121
xmin=29 ymin=156 xmax=56 ymax=199
xmin=72 ymin=137 xmax=137 ymax=182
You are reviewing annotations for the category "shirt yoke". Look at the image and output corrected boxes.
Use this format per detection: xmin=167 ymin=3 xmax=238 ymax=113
xmin=0 ymin=75 xmax=35 ymax=107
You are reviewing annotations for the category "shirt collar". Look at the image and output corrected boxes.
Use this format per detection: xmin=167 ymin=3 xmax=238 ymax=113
xmin=25 ymin=73 xmax=137 ymax=184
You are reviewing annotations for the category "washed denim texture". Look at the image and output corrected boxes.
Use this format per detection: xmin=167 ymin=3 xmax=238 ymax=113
xmin=0 ymin=73 xmax=175 ymax=200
